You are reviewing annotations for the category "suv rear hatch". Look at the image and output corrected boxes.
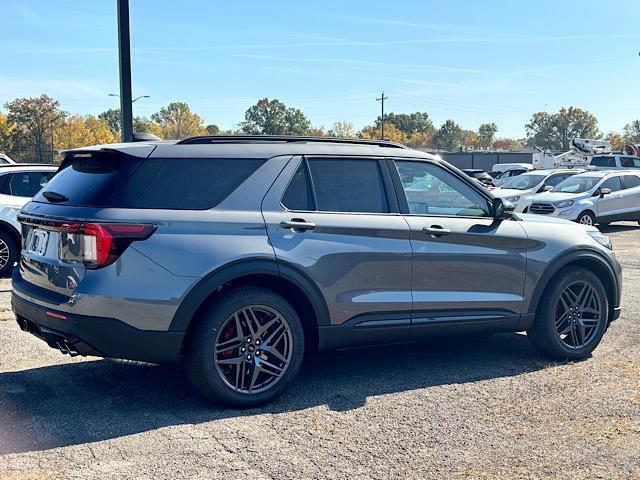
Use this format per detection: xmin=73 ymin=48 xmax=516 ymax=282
xmin=18 ymin=148 xmax=155 ymax=297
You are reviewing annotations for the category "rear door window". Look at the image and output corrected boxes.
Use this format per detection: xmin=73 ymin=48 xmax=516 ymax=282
xmin=600 ymin=176 xmax=623 ymax=192
xmin=282 ymin=162 xmax=315 ymax=211
xmin=306 ymin=158 xmax=389 ymax=213
xmin=623 ymin=175 xmax=640 ymax=189
xmin=2 ymin=171 xmax=55 ymax=197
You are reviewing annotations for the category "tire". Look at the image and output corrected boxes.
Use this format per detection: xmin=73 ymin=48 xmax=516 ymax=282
xmin=0 ymin=230 xmax=18 ymax=277
xmin=184 ymin=286 xmax=305 ymax=408
xmin=576 ymin=211 xmax=596 ymax=226
xmin=527 ymin=267 xmax=608 ymax=361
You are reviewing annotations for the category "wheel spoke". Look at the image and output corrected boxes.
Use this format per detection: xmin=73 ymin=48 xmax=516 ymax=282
xmin=256 ymin=316 xmax=279 ymax=337
xmin=243 ymin=308 xmax=260 ymax=337
xmin=255 ymin=357 xmax=284 ymax=376
xmin=555 ymin=281 xmax=602 ymax=349
xmin=216 ymin=336 xmax=244 ymax=353
xmin=260 ymin=344 xmax=287 ymax=363
xmin=217 ymin=355 xmax=244 ymax=365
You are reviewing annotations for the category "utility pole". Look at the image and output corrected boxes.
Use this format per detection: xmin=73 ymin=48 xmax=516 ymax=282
xmin=376 ymin=91 xmax=388 ymax=140
xmin=117 ymin=0 xmax=133 ymax=142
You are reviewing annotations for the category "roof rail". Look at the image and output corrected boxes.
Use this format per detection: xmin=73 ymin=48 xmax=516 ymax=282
xmin=0 ymin=163 xmax=56 ymax=167
xmin=175 ymin=135 xmax=408 ymax=149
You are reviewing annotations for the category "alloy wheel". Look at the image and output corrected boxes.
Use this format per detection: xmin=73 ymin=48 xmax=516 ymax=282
xmin=214 ymin=305 xmax=293 ymax=394
xmin=579 ymin=215 xmax=593 ymax=225
xmin=554 ymin=281 xmax=602 ymax=349
xmin=0 ymin=239 xmax=9 ymax=270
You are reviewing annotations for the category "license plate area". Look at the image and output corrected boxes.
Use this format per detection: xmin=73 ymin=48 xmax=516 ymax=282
xmin=26 ymin=228 xmax=50 ymax=256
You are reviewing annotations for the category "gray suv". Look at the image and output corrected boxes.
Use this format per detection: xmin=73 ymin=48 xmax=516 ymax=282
xmin=12 ymin=136 xmax=622 ymax=407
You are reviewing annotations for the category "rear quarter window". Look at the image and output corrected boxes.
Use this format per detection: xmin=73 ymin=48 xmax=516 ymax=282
xmin=110 ymin=157 xmax=265 ymax=209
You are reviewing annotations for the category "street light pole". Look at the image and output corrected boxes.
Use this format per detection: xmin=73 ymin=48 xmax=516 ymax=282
xmin=117 ymin=0 xmax=133 ymax=142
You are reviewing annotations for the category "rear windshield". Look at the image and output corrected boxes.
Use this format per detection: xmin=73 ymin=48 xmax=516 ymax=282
xmin=34 ymin=153 xmax=265 ymax=209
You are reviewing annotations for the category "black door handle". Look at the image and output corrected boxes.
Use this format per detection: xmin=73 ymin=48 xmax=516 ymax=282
xmin=280 ymin=219 xmax=317 ymax=231
xmin=423 ymin=225 xmax=451 ymax=237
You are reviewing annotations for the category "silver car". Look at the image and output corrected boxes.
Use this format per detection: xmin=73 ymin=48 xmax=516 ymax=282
xmin=529 ymin=170 xmax=640 ymax=226
xmin=12 ymin=136 xmax=622 ymax=407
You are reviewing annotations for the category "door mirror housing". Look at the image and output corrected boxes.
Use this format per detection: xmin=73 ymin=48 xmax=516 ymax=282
xmin=543 ymin=185 xmax=553 ymax=192
xmin=599 ymin=187 xmax=611 ymax=198
xmin=493 ymin=198 xmax=515 ymax=219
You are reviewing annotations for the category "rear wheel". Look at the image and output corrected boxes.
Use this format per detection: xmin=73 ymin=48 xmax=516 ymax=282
xmin=184 ymin=286 xmax=304 ymax=408
xmin=0 ymin=231 xmax=17 ymax=277
xmin=527 ymin=267 xmax=608 ymax=360
xmin=576 ymin=211 xmax=596 ymax=226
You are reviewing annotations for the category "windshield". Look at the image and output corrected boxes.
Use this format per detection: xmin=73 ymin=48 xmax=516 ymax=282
xmin=552 ymin=176 xmax=601 ymax=194
xmin=502 ymin=174 xmax=545 ymax=190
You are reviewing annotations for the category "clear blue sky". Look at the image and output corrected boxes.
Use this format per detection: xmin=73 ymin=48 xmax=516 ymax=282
xmin=2 ymin=0 xmax=639 ymax=138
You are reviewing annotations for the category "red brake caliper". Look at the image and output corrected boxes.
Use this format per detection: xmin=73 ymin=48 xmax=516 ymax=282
xmin=220 ymin=324 xmax=236 ymax=358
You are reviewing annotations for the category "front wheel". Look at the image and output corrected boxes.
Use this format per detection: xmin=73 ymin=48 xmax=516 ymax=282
xmin=184 ymin=286 xmax=304 ymax=408
xmin=527 ymin=267 xmax=608 ymax=360
xmin=576 ymin=211 xmax=596 ymax=226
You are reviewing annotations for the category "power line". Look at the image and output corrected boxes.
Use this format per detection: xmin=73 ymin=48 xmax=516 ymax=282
xmin=376 ymin=91 xmax=388 ymax=139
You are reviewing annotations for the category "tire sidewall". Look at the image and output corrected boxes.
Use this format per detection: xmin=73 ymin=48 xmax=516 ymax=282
xmin=186 ymin=288 xmax=305 ymax=407
xmin=576 ymin=211 xmax=595 ymax=226
xmin=0 ymin=231 xmax=17 ymax=277
xmin=538 ymin=268 xmax=608 ymax=359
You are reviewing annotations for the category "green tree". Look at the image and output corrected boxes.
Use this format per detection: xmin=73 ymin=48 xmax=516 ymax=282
xmin=206 ymin=124 xmax=220 ymax=135
xmin=478 ymin=122 xmax=498 ymax=148
xmin=98 ymin=108 xmax=121 ymax=134
xmin=623 ymin=120 xmax=640 ymax=144
xmin=239 ymin=98 xmax=311 ymax=135
xmin=328 ymin=121 xmax=355 ymax=138
xmin=525 ymin=107 xmax=599 ymax=150
xmin=375 ymin=112 xmax=434 ymax=136
xmin=432 ymin=120 xmax=464 ymax=150
xmin=151 ymin=102 xmax=207 ymax=139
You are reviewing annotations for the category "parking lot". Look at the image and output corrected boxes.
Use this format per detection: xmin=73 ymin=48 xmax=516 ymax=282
xmin=0 ymin=224 xmax=637 ymax=480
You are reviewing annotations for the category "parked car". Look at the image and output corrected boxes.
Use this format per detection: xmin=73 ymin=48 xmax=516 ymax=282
xmin=491 ymin=163 xmax=534 ymax=187
xmin=492 ymin=169 xmax=585 ymax=213
xmin=461 ymin=168 xmax=494 ymax=187
xmin=528 ymin=170 xmax=640 ymax=226
xmin=13 ymin=136 xmax=621 ymax=407
xmin=589 ymin=154 xmax=640 ymax=170
xmin=0 ymin=164 xmax=57 ymax=275
xmin=0 ymin=154 xmax=16 ymax=165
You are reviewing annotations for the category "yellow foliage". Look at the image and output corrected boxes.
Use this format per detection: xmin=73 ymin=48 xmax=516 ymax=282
xmin=360 ymin=123 xmax=407 ymax=144
xmin=54 ymin=115 xmax=117 ymax=151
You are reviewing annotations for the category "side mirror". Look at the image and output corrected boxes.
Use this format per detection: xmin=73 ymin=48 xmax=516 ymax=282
xmin=543 ymin=185 xmax=553 ymax=192
xmin=599 ymin=187 xmax=611 ymax=198
xmin=493 ymin=198 xmax=515 ymax=219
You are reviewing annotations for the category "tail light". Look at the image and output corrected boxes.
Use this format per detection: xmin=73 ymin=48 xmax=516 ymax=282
xmin=58 ymin=223 xmax=156 ymax=268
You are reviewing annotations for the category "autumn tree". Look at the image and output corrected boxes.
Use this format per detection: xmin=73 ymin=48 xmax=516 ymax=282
xmin=206 ymin=124 xmax=220 ymax=135
xmin=239 ymin=98 xmax=311 ymax=135
xmin=5 ymin=94 xmax=66 ymax=162
xmin=151 ymin=102 xmax=207 ymax=140
xmin=98 ymin=108 xmax=121 ymax=134
xmin=328 ymin=121 xmax=355 ymax=138
xmin=432 ymin=120 xmax=464 ymax=151
xmin=525 ymin=107 xmax=599 ymax=150
xmin=405 ymin=131 xmax=434 ymax=150
xmin=605 ymin=132 xmax=624 ymax=151
xmin=359 ymin=123 xmax=407 ymax=144
xmin=54 ymin=115 xmax=117 ymax=152
xmin=0 ymin=113 xmax=15 ymax=154
xmin=492 ymin=138 xmax=523 ymax=150
xmin=623 ymin=120 xmax=640 ymax=144
xmin=478 ymin=122 xmax=498 ymax=148
xmin=376 ymin=112 xmax=434 ymax=137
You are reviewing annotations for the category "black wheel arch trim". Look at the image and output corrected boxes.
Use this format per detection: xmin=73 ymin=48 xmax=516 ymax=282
xmin=526 ymin=247 xmax=620 ymax=319
xmin=169 ymin=257 xmax=330 ymax=332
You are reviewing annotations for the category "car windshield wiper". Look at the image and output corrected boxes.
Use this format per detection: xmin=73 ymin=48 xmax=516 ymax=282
xmin=41 ymin=191 xmax=69 ymax=203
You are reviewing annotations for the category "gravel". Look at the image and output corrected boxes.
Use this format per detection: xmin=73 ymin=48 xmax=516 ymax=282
xmin=0 ymin=224 xmax=639 ymax=479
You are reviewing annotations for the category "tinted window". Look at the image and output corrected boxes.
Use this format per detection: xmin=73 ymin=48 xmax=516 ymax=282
xmin=601 ymin=176 xmax=623 ymax=192
xmin=623 ymin=175 xmax=640 ymax=189
xmin=307 ymin=158 xmax=388 ymax=213
xmin=3 ymin=172 xmax=55 ymax=197
xmin=120 ymin=158 xmax=265 ymax=209
xmin=544 ymin=174 xmax=566 ymax=188
xmin=282 ymin=162 xmax=314 ymax=211
xmin=395 ymin=160 xmax=489 ymax=217
xmin=591 ymin=156 xmax=616 ymax=167
xmin=621 ymin=157 xmax=640 ymax=168
xmin=35 ymin=152 xmax=138 ymax=206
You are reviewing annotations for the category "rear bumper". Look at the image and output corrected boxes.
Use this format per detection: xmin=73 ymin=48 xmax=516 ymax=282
xmin=12 ymin=291 xmax=184 ymax=363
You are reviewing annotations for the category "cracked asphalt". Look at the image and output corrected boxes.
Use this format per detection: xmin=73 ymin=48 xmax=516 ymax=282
xmin=0 ymin=224 xmax=639 ymax=479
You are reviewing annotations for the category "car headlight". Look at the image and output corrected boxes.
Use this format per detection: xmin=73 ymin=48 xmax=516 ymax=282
xmin=553 ymin=200 xmax=574 ymax=208
xmin=507 ymin=195 xmax=520 ymax=203
xmin=587 ymin=230 xmax=612 ymax=250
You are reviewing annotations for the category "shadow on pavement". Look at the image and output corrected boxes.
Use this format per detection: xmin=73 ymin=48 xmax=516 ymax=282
xmin=0 ymin=332 xmax=558 ymax=455
xmin=599 ymin=223 xmax=640 ymax=233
